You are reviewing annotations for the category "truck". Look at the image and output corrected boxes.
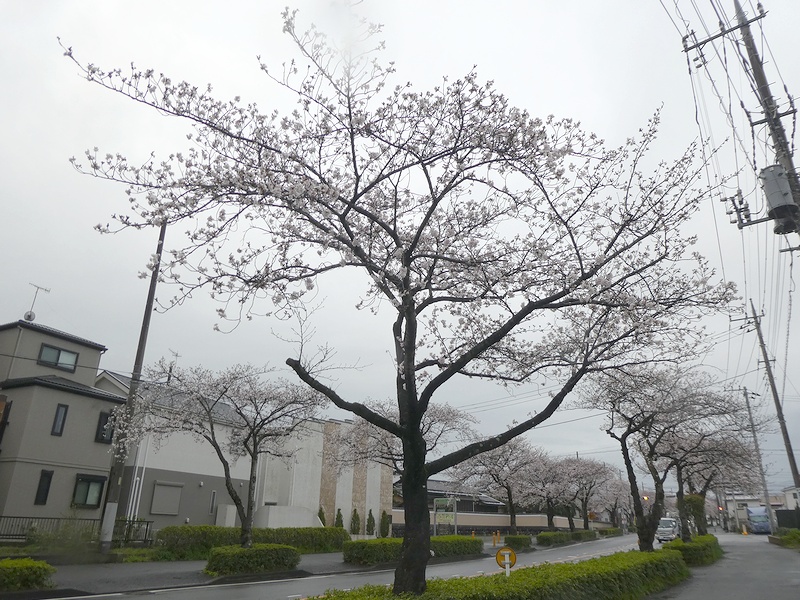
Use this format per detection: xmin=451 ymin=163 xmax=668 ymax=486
xmin=656 ymin=517 xmax=680 ymax=542
xmin=745 ymin=506 xmax=772 ymax=534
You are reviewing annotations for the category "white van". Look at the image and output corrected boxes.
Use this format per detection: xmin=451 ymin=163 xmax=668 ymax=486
xmin=656 ymin=517 xmax=680 ymax=542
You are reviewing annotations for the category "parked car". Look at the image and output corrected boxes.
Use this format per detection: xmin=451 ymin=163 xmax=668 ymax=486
xmin=745 ymin=506 xmax=772 ymax=534
xmin=656 ymin=517 xmax=680 ymax=542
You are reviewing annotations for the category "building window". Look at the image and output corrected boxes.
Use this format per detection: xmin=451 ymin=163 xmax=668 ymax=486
xmin=72 ymin=474 xmax=106 ymax=509
xmin=38 ymin=344 xmax=78 ymax=373
xmin=95 ymin=412 xmax=113 ymax=444
xmin=209 ymin=490 xmax=217 ymax=515
xmin=51 ymin=404 xmax=68 ymax=436
xmin=150 ymin=480 xmax=183 ymax=515
xmin=0 ymin=395 xmax=10 ymax=446
xmin=34 ymin=470 xmax=54 ymax=505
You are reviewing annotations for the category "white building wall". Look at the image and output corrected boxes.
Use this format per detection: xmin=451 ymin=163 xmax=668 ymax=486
xmin=335 ymin=465 xmax=354 ymax=526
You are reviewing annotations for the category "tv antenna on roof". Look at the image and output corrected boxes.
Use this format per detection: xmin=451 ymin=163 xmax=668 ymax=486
xmin=25 ymin=283 xmax=50 ymax=322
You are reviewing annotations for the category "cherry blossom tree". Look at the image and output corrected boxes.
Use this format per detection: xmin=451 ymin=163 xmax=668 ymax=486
xmin=126 ymin=360 xmax=325 ymax=547
xmin=560 ymin=457 xmax=616 ymax=531
xmin=586 ymin=366 xmax=749 ymax=550
xmin=449 ymin=438 xmax=544 ymax=534
xmin=68 ymin=10 xmax=733 ymax=594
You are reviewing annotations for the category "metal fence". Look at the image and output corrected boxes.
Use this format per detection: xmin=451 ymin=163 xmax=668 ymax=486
xmin=0 ymin=516 xmax=153 ymax=544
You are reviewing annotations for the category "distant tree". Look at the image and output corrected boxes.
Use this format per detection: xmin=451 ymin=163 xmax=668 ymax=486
xmin=366 ymin=509 xmax=376 ymax=536
xmin=560 ymin=457 xmax=615 ymax=531
xmin=70 ymin=9 xmax=733 ymax=593
xmin=585 ymin=366 xmax=748 ymax=550
xmin=450 ymin=438 xmax=543 ymax=534
xmin=121 ymin=360 xmax=325 ymax=547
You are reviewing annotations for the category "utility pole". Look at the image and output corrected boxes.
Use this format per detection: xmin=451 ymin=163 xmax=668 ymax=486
xmin=743 ymin=388 xmax=776 ymax=532
xmin=733 ymin=0 xmax=800 ymax=234
xmin=99 ymin=220 xmax=167 ymax=552
xmin=750 ymin=299 xmax=800 ymax=488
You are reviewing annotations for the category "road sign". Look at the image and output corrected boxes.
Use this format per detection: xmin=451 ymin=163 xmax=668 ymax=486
xmin=495 ymin=546 xmax=517 ymax=568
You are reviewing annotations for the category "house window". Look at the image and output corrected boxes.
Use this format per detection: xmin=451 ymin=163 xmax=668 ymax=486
xmin=38 ymin=344 xmax=78 ymax=373
xmin=72 ymin=474 xmax=106 ymax=508
xmin=95 ymin=412 xmax=113 ymax=444
xmin=34 ymin=470 xmax=54 ymax=505
xmin=209 ymin=490 xmax=217 ymax=515
xmin=51 ymin=404 xmax=68 ymax=436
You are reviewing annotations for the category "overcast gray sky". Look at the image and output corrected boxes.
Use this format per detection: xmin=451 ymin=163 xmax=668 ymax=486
xmin=2 ymin=0 xmax=799 ymax=491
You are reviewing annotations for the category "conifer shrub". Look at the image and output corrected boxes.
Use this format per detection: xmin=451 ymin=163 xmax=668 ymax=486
xmin=335 ymin=509 xmax=344 ymax=528
xmin=379 ymin=511 xmax=391 ymax=538
xmin=350 ymin=509 xmax=361 ymax=535
xmin=366 ymin=510 xmax=376 ymax=536
xmin=319 ymin=507 xmax=327 ymax=526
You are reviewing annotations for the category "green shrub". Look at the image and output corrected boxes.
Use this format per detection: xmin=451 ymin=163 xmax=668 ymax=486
xmin=156 ymin=525 xmax=350 ymax=559
xmin=570 ymin=530 xmax=597 ymax=542
xmin=366 ymin=510 xmax=375 ymax=536
xmin=597 ymin=527 xmax=623 ymax=537
xmin=335 ymin=509 xmax=344 ymax=528
xmin=379 ymin=511 xmax=391 ymax=538
xmin=503 ymin=535 xmax=531 ymax=551
xmin=205 ymin=544 xmax=299 ymax=576
xmin=350 ymin=509 xmax=361 ymax=535
xmin=662 ymin=534 xmax=723 ymax=566
xmin=318 ymin=549 xmax=689 ymax=599
xmin=319 ymin=507 xmax=327 ymax=526
xmin=536 ymin=531 xmax=571 ymax=546
xmin=777 ymin=527 xmax=800 ymax=548
xmin=343 ymin=535 xmax=482 ymax=565
xmin=0 ymin=558 xmax=56 ymax=591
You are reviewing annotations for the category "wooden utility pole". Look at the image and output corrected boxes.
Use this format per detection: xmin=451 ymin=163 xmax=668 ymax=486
xmin=750 ymin=300 xmax=800 ymax=488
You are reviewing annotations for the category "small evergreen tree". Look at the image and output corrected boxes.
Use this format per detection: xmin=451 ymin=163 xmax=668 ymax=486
xmin=350 ymin=508 xmax=361 ymax=535
xmin=380 ymin=510 xmax=391 ymax=538
xmin=318 ymin=506 xmax=327 ymax=526
xmin=366 ymin=509 xmax=376 ymax=535
xmin=334 ymin=508 xmax=343 ymax=528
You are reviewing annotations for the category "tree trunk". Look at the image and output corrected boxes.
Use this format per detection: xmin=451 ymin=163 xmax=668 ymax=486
xmin=566 ymin=506 xmax=576 ymax=531
xmin=546 ymin=498 xmax=556 ymax=530
xmin=240 ymin=452 xmax=258 ymax=548
xmin=393 ymin=434 xmax=430 ymax=595
xmin=615 ymin=432 xmax=659 ymax=551
xmin=581 ymin=498 xmax=590 ymax=531
xmin=506 ymin=486 xmax=518 ymax=535
xmin=695 ymin=490 xmax=709 ymax=536
xmin=675 ymin=464 xmax=691 ymax=543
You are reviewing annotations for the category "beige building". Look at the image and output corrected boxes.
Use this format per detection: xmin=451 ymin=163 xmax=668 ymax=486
xmin=0 ymin=319 xmax=125 ymax=520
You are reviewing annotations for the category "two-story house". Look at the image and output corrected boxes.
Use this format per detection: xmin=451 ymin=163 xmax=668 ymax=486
xmin=0 ymin=319 xmax=125 ymax=520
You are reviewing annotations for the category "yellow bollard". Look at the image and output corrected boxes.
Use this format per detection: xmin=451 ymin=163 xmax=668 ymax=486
xmin=471 ymin=530 xmax=475 ymax=538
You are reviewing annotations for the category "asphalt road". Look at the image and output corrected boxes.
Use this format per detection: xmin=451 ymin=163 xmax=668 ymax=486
xmin=47 ymin=535 xmax=637 ymax=600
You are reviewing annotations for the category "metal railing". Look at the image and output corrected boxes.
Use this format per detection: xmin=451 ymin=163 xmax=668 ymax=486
xmin=0 ymin=516 xmax=153 ymax=544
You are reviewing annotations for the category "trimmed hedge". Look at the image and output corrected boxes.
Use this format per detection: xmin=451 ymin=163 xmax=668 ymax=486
xmin=318 ymin=549 xmax=689 ymax=599
xmin=0 ymin=558 xmax=56 ymax=592
xmin=156 ymin=525 xmax=350 ymax=559
xmin=205 ymin=544 xmax=300 ymax=576
xmin=597 ymin=528 xmax=623 ymax=537
xmin=570 ymin=530 xmax=597 ymax=542
xmin=662 ymin=534 xmax=723 ymax=566
xmin=503 ymin=535 xmax=532 ymax=551
xmin=343 ymin=535 xmax=483 ymax=565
